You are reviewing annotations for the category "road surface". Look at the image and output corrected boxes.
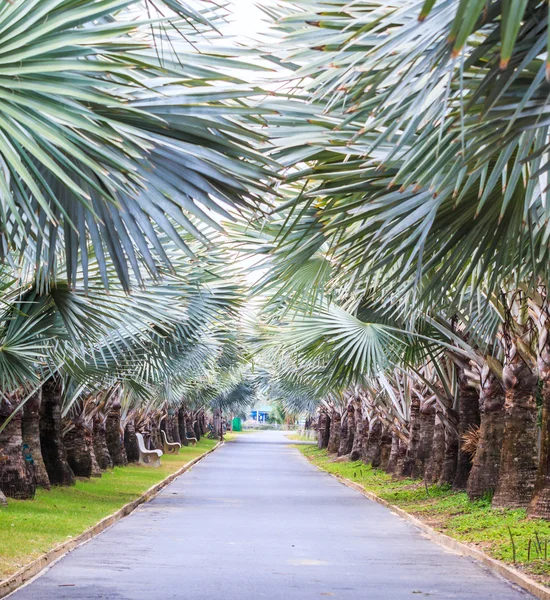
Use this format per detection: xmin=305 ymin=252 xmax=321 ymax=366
xmin=9 ymin=431 xmax=533 ymax=599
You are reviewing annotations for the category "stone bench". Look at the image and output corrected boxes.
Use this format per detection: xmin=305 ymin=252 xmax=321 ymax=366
xmin=136 ymin=432 xmax=163 ymax=467
xmin=185 ymin=435 xmax=197 ymax=447
xmin=161 ymin=430 xmax=181 ymax=455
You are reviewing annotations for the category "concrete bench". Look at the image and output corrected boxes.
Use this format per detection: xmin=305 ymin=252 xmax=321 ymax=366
xmin=185 ymin=435 xmax=197 ymax=447
xmin=136 ymin=432 xmax=163 ymax=467
xmin=161 ymin=430 xmax=181 ymax=455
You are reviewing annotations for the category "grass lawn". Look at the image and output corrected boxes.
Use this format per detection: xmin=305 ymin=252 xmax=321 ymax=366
xmin=0 ymin=438 xmax=217 ymax=581
xmin=286 ymin=432 xmax=315 ymax=442
xmin=299 ymin=445 xmax=550 ymax=586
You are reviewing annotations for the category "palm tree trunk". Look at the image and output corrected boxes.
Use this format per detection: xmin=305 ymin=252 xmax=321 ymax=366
xmin=124 ymin=421 xmax=140 ymax=463
xmin=193 ymin=414 xmax=202 ymax=441
xmin=425 ymin=410 xmax=445 ymax=483
xmin=39 ymin=377 xmax=75 ymax=487
xmin=0 ymin=396 xmax=36 ymax=499
xmin=106 ymin=403 xmax=127 ymax=467
xmin=185 ymin=413 xmax=195 ymax=442
xmin=438 ymin=408 xmax=459 ymax=486
xmin=327 ymin=410 xmax=341 ymax=454
xmin=349 ymin=400 xmax=364 ymax=461
xmin=150 ymin=416 xmax=163 ymax=450
xmin=337 ymin=410 xmax=348 ymax=456
xmin=453 ymin=374 xmax=480 ymax=489
xmin=168 ymin=410 xmax=181 ymax=445
xmin=93 ymin=417 xmax=112 ymax=470
xmin=467 ymin=370 xmax=505 ymax=499
xmin=317 ymin=410 xmax=330 ymax=449
xmin=386 ymin=430 xmax=401 ymax=474
xmin=178 ymin=408 xmax=188 ymax=446
xmin=378 ymin=427 xmax=392 ymax=471
xmin=65 ymin=425 xmax=100 ymax=478
xmin=363 ymin=420 xmax=382 ymax=466
xmin=21 ymin=390 xmax=50 ymax=489
xmin=493 ymin=362 xmax=538 ymax=508
xmin=401 ymin=397 xmax=420 ymax=477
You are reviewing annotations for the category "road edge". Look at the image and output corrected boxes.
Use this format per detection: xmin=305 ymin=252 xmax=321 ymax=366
xmin=0 ymin=441 xmax=223 ymax=599
xmin=301 ymin=451 xmax=549 ymax=600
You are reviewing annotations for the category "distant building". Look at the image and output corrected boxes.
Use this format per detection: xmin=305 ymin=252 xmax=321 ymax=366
xmin=249 ymin=403 xmax=273 ymax=423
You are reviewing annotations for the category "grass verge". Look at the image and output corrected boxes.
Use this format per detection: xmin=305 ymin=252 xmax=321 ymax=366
xmin=0 ymin=438 xmax=217 ymax=580
xmin=299 ymin=445 xmax=550 ymax=587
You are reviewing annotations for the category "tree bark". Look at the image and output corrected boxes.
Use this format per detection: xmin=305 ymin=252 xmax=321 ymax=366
xmin=93 ymin=417 xmax=112 ymax=470
xmin=124 ymin=421 xmax=140 ymax=463
xmin=529 ymin=317 xmax=550 ymax=518
xmin=349 ymin=400 xmax=364 ymax=461
xmin=167 ymin=410 xmax=181 ymax=445
xmin=185 ymin=413 xmax=195 ymax=441
xmin=438 ymin=409 xmax=459 ymax=486
xmin=493 ymin=362 xmax=538 ymax=509
xmin=150 ymin=417 xmax=162 ymax=450
xmin=178 ymin=408 xmax=188 ymax=446
xmin=453 ymin=374 xmax=480 ymax=489
xmin=337 ymin=410 xmax=348 ymax=456
xmin=339 ymin=402 xmax=355 ymax=456
xmin=327 ymin=410 xmax=341 ymax=454
xmin=194 ymin=417 xmax=201 ymax=441
xmin=387 ymin=430 xmax=403 ymax=474
xmin=467 ymin=370 xmax=505 ymax=500
xmin=39 ymin=377 xmax=75 ymax=487
xmin=317 ymin=410 xmax=331 ymax=450
xmin=401 ymin=397 xmax=420 ymax=477
xmin=0 ymin=396 xmax=36 ymax=499
xmin=363 ymin=420 xmax=382 ymax=466
xmin=412 ymin=403 xmax=435 ymax=479
xmin=64 ymin=425 xmax=99 ymax=478
xmin=21 ymin=390 xmax=50 ymax=489
xmin=424 ymin=410 xmax=445 ymax=484
xmin=106 ymin=403 xmax=127 ymax=467
xmin=378 ymin=427 xmax=392 ymax=471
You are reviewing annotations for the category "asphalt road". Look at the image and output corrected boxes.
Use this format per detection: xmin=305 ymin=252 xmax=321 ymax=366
xmin=9 ymin=431 xmax=533 ymax=600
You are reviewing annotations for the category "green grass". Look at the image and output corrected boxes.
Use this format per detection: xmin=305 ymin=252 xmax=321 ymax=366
xmin=299 ymin=445 xmax=550 ymax=586
xmin=286 ymin=432 xmax=315 ymax=442
xmin=0 ymin=438 xmax=217 ymax=580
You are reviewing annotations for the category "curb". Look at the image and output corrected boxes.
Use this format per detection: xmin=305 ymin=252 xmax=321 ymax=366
xmin=303 ymin=454 xmax=549 ymax=600
xmin=0 ymin=441 xmax=223 ymax=599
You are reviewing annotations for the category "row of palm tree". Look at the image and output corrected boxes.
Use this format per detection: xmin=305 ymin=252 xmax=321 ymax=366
xmin=0 ymin=0 xmax=270 ymax=506
xmin=246 ymin=0 xmax=550 ymax=519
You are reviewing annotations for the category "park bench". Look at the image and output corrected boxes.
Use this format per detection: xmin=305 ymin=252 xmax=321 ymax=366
xmin=161 ymin=430 xmax=181 ymax=455
xmin=136 ymin=432 xmax=163 ymax=467
xmin=185 ymin=435 xmax=197 ymax=447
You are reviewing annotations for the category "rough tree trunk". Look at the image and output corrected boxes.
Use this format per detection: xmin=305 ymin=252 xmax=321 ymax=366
xmin=40 ymin=378 xmax=75 ymax=487
xmin=412 ymin=404 xmax=435 ymax=479
xmin=194 ymin=417 xmax=201 ymax=441
xmin=493 ymin=362 xmax=538 ymax=509
xmin=21 ymin=390 xmax=50 ymax=488
xmin=124 ymin=421 xmax=140 ymax=463
xmin=349 ymin=401 xmax=364 ymax=461
xmin=438 ymin=408 xmax=459 ymax=486
xmin=317 ymin=411 xmax=331 ymax=450
xmin=150 ymin=417 xmax=162 ymax=450
xmin=327 ymin=410 xmax=341 ymax=454
xmin=337 ymin=411 xmax=348 ymax=456
xmin=387 ymin=430 xmax=403 ymax=474
xmin=401 ymin=397 xmax=420 ymax=477
xmin=185 ymin=413 xmax=195 ymax=441
xmin=178 ymin=408 xmax=188 ymax=446
xmin=167 ymin=410 xmax=181 ymax=445
xmin=453 ymin=374 xmax=480 ymax=490
xmin=0 ymin=396 xmax=36 ymax=499
xmin=93 ymin=418 xmax=112 ymax=470
xmin=64 ymin=425 xmax=100 ymax=478
xmin=364 ymin=420 xmax=382 ymax=466
xmin=424 ymin=410 xmax=445 ymax=484
xmin=106 ymin=403 xmax=127 ymax=467
xmin=378 ymin=427 xmax=392 ymax=471
xmin=339 ymin=403 xmax=355 ymax=456
xmin=467 ymin=370 xmax=505 ymax=500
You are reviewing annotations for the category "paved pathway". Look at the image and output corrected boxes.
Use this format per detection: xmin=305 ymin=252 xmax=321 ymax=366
xmin=10 ymin=431 xmax=533 ymax=599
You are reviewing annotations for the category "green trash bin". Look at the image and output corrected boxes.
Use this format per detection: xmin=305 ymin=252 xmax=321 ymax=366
xmin=232 ymin=417 xmax=242 ymax=432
